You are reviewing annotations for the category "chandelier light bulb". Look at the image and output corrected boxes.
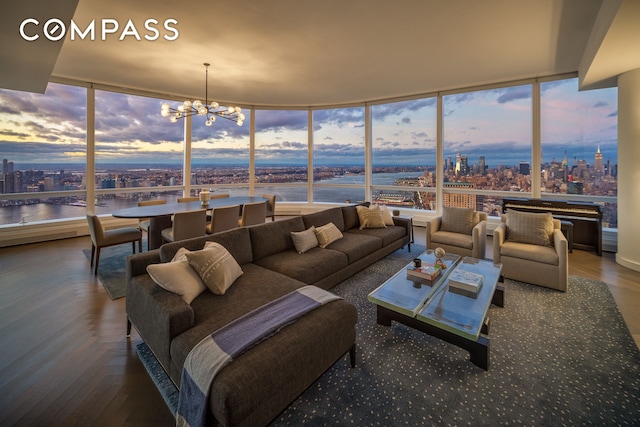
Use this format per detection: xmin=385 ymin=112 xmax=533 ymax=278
xmin=205 ymin=119 xmax=212 ymax=126
xmin=177 ymin=105 xmax=185 ymax=112
xmin=238 ymin=113 xmax=246 ymax=121
xmin=198 ymin=106 xmax=208 ymax=115
xmin=183 ymin=100 xmax=192 ymax=109
xmin=236 ymin=120 xmax=243 ymax=126
xmin=170 ymin=116 xmax=178 ymax=123
xmin=211 ymin=102 xmax=219 ymax=109
xmin=193 ymin=100 xmax=202 ymax=108
xmin=161 ymin=109 xmax=170 ymax=117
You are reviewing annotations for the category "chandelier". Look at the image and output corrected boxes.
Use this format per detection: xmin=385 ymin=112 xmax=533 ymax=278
xmin=160 ymin=63 xmax=245 ymax=126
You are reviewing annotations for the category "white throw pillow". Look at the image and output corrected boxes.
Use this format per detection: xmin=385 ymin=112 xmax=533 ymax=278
xmin=378 ymin=204 xmax=395 ymax=226
xmin=185 ymin=242 xmax=243 ymax=295
xmin=314 ymin=222 xmax=344 ymax=248
xmin=146 ymin=260 xmax=206 ymax=304
xmin=291 ymin=226 xmax=319 ymax=254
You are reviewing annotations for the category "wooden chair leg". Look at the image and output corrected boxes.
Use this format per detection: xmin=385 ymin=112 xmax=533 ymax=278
xmin=90 ymin=245 xmax=95 ymax=267
xmin=126 ymin=317 xmax=132 ymax=337
xmin=94 ymin=247 xmax=101 ymax=275
xmin=137 ymin=239 xmax=142 ymax=253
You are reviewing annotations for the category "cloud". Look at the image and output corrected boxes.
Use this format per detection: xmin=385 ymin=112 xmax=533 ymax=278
xmin=496 ymin=86 xmax=531 ymax=103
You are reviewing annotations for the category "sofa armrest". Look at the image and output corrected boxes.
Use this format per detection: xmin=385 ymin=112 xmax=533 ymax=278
xmin=471 ymin=220 xmax=487 ymax=259
xmin=425 ymin=216 xmax=442 ymax=249
xmin=392 ymin=215 xmax=412 ymax=239
xmin=126 ymin=249 xmax=161 ymax=282
xmin=493 ymin=222 xmax=506 ymax=263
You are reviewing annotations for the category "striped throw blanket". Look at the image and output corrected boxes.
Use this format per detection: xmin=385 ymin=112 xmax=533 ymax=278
xmin=175 ymin=285 xmax=341 ymax=427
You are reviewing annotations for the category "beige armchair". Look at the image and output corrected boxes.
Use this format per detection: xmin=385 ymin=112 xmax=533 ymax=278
xmin=493 ymin=210 xmax=568 ymax=291
xmin=426 ymin=206 xmax=487 ymax=259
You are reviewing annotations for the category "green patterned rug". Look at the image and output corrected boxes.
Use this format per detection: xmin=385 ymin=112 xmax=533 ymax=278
xmin=136 ymin=246 xmax=640 ymax=425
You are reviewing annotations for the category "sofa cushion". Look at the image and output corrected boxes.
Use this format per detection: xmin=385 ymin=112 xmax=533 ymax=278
xmin=322 ymin=232 xmax=382 ymax=263
xmin=346 ymin=225 xmax=407 ymax=247
xmin=291 ymin=226 xmax=319 ymax=254
xmin=146 ymin=260 xmax=206 ymax=304
xmin=440 ymin=206 xmax=478 ymax=235
xmin=430 ymin=230 xmax=474 ymax=250
xmin=500 ymin=240 xmax=559 ymax=265
xmin=315 ymin=222 xmax=344 ymax=248
xmin=506 ymin=209 xmax=554 ymax=247
xmin=254 ymin=248 xmax=349 ymax=285
xmin=303 ymin=207 xmax=345 ymax=232
xmin=185 ymin=243 xmax=244 ymax=295
xmin=249 ymin=217 xmax=306 ymax=261
xmin=356 ymin=205 xmax=386 ymax=230
xmin=171 ymin=264 xmax=309 ymax=370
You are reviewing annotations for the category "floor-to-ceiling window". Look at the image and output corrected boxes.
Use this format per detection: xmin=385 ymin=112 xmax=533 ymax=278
xmin=0 ymin=83 xmax=87 ymax=225
xmin=0 ymin=75 xmax=619 ymax=232
xmin=191 ymin=108 xmax=251 ymax=197
xmin=442 ymin=84 xmax=533 ymax=216
xmin=312 ymin=107 xmax=365 ymax=203
xmin=94 ymin=90 xmax=184 ymax=214
xmin=254 ymin=109 xmax=308 ymax=201
xmin=371 ymin=97 xmax=437 ymax=210
xmin=540 ymin=77 xmax=618 ymax=228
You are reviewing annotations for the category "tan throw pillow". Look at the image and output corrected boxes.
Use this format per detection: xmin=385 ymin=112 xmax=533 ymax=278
xmin=314 ymin=222 xmax=344 ymax=248
xmin=378 ymin=204 xmax=395 ymax=226
xmin=291 ymin=226 xmax=319 ymax=254
xmin=440 ymin=206 xmax=477 ymax=235
xmin=147 ymin=261 xmax=206 ymax=304
xmin=356 ymin=204 xmax=387 ymax=230
xmin=506 ymin=209 xmax=554 ymax=246
xmin=185 ymin=242 xmax=243 ymax=295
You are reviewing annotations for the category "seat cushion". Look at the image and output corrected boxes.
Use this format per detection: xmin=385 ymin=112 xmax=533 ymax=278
xmin=103 ymin=227 xmax=142 ymax=245
xmin=254 ymin=248 xmax=348 ymax=284
xmin=431 ymin=230 xmax=474 ymax=250
xmin=322 ymin=232 xmax=382 ymax=264
xmin=346 ymin=225 xmax=407 ymax=247
xmin=500 ymin=241 xmax=559 ymax=265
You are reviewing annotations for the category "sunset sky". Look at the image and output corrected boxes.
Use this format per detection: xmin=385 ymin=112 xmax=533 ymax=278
xmin=0 ymin=78 xmax=617 ymax=169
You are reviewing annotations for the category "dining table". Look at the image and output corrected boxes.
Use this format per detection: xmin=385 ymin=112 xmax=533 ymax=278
xmin=112 ymin=196 xmax=267 ymax=250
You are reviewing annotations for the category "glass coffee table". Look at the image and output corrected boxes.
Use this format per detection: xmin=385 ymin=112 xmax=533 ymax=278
xmin=368 ymin=250 xmax=504 ymax=370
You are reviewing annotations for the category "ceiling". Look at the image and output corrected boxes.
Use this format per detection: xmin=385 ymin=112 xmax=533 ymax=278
xmin=1 ymin=0 xmax=638 ymax=107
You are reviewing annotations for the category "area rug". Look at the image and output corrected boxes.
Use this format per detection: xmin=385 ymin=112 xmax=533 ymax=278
xmin=82 ymin=242 xmax=144 ymax=300
xmin=136 ymin=341 xmax=179 ymax=416
xmin=137 ymin=246 xmax=640 ymax=425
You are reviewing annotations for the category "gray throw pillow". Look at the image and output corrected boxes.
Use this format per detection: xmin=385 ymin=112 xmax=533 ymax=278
xmin=291 ymin=226 xmax=319 ymax=254
xmin=440 ymin=206 xmax=477 ymax=235
xmin=506 ymin=209 xmax=554 ymax=246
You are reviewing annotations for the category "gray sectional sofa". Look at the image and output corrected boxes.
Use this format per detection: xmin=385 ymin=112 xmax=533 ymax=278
xmin=125 ymin=204 xmax=411 ymax=426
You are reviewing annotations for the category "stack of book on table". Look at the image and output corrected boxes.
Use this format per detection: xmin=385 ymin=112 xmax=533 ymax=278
xmin=447 ymin=268 xmax=483 ymax=298
xmin=406 ymin=264 xmax=441 ymax=285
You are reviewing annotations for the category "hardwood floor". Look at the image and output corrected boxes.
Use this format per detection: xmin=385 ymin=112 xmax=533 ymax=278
xmin=1 ymin=230 xmax=639 ymax=426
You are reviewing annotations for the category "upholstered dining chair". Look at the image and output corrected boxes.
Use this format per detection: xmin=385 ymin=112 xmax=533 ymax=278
xmin=425 ymin=206 xmax=487 ymax=259
xmin=238 ymin=201 xmax=267 ymax=227
xmin=493 ymin=210 xmax=568 ymax=291
xmin=161 ymin=209 xmax=207 ymax=243
xmin=262 ymin=193 xmax=277 ymax=221
xmin=206 ymin=204 xmax=241 ymax=234
xmin=86 ymin=213 xmax=142 ymax=275
xmin=177 ymin=197 xmax=199 ymax=203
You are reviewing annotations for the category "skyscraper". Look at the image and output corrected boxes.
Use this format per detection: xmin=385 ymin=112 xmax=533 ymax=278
xmin=595 ymin=145 xmax=604 ymax=174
